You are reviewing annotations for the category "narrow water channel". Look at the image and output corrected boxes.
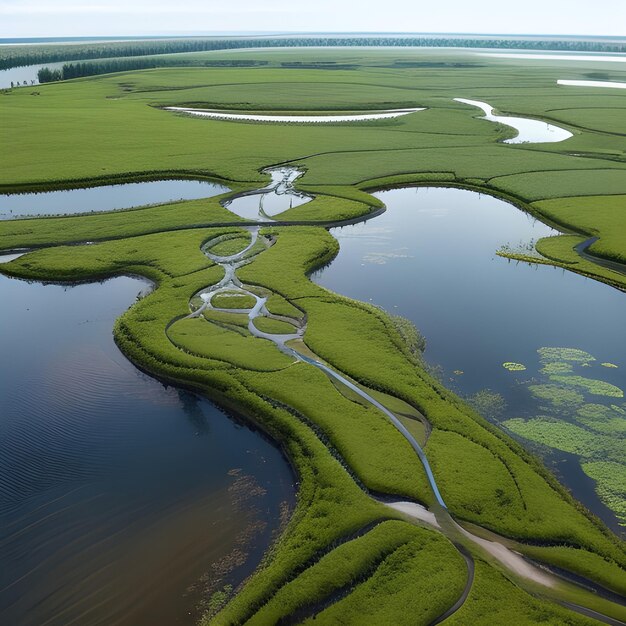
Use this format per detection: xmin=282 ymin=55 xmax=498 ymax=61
xmin=313 ymin=186 xmax=626 ymax=533
xmin=454 ymin=98 xmax=573 ymax=143
xmin=0 ymin=272 xmax=294 ymax=626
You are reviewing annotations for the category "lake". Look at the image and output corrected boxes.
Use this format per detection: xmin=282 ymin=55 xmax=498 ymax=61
xmin=0 ymin=271 xmax=294 ymax=625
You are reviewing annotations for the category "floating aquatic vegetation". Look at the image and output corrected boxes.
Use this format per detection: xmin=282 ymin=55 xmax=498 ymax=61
xmin=502 ymin=362 xmax=526 ymax=371
xmin=467 ymin=389 xmax=507 ymax=420
xmin=540 ymin=361 xmax=574 ymax=375
xmin=581 ymin=462 xmax=626 ymax=526
xmin=575 ymin=403 xmax=626 ymax=435
xmin=601 ymin=362 xmax=619 ymax=369
xmin=550 ymin=375 xmax=624 ymax=398
xmin=503 ymin=417 xmax=625 ymax=462
xmin=537 ymin=347 xmax=595 ymax=364
xmin=362 ymin=249 xmax=413 ymax=265
xmin=528 ymin=384 xmax=584 ymax=409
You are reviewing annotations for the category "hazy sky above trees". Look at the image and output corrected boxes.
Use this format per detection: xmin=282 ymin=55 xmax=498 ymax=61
xmin=1 ymin=0 xmax=624 ymax=38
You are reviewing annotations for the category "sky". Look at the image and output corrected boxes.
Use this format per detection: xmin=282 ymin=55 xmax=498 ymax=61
xmin=0 ymin=0 xmax=625 ymax=39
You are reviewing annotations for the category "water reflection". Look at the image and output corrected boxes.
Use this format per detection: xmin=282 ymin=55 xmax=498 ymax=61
xmin=455 ymin=98 xmax=573 ymax=143
xmin=0 ymin=179 xmax=230 ymax=219
xmin=0 ymin=273 xmax=294 ymax=625
xmin=222 ymin=167 xmax=311 ymax=220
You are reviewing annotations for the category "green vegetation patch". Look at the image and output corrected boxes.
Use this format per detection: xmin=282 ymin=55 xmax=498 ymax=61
xmin=276 ymin=195 xmax=373 ymax=223
xmin=602 ymin=362 xmax=619 ymax=369
xmin=265 ymin=294 xmax=303 ymax=319
xmin=427 ymin=430 xmax=526 ymax=522
xmin=550 ymin=375 xmax=624 ymax=399
xmin=203 ymin=309 xmax=250 ymax=329
xmin=245 ymin=520 xmax=465 ymax=625
xmin=252 ymin=316 xmax=297 ymax=335
xmin=207 ymin=234 xmax=251 ymax=256
xmin=390 ymin=315 xmax=426 ymax=358
xmin=575 ymin=403 xmax=626 ymax=435
xmin=538 ymin=347 xmax=596 ymax=365
xmin=506 ymin=234 xmax=626 ymax=293
xmin=211 ymin=292 xmax=256 ymax=309
xmin=504 ymin=418 xmax=626 ymax=463
xmin=168 ymin=317 xmax=294 ymax=371
xmin=466 ymin=389 xmax=507 ymax=420
xmin=528 ymin=384 xmax=584 ymax=410
xmin=301 ymin=524 xmax=466 ymax=625
xmin=502 ymin=362 xmax=526 ymax=371
xmin=540 ymin=361 xmax=574 ymax=375
xmin=242 ymin=364 xmax=432 ymax=503
xmin=445 ymin=558 xmax=597 ymax=626
xmin=582 ymin=462 xmax=626 ymax=527
xmin=533 ymin=195 xmax=626 ymax=266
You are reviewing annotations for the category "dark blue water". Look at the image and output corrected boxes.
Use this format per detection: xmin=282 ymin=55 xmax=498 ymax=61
xmin=0 ymin=271 xmax=294 ymax=625
xmin=0 ymin=179 xmax=230 ymax=219
xmin=313 ymin=186 xmax=626 ymax=531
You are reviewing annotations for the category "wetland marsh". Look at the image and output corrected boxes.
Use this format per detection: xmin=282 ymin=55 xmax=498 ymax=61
xmin=1 ymin=43 xmax=626 ymax=625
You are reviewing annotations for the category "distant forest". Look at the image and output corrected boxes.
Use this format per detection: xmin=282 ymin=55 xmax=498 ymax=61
xmin=2 ymin=35 xmax=626 ymax=72
xmin=36 ymin=59 xmax=268 ymax=83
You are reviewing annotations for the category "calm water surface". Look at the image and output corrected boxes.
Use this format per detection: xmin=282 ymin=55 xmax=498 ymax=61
xmin=0 ymin=272 xmax=294 ymax=625
xmin=0 ymin=179 xmax=230 ymax=220
xmin=0 ymin=62 xmax=66 ymax=88
xmin=455 ymin=98 xmax=573 ymax=143
xmin=314 ymin=186 xmax=626 ymax=532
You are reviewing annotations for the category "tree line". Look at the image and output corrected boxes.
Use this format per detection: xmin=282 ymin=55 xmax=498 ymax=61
xmin=4 ymin=35 xmax=626 ymax=71
xmin=37 ymin=58 xmax=268 ymax=83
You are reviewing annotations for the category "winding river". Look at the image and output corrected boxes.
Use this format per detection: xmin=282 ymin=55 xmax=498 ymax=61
xmin=454 ymin=98 xmax=573 ymax=143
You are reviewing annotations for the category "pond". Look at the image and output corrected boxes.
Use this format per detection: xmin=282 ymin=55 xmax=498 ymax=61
xmin=0 ymin=179 xmax=230 ymax=220
xmin=313 ymin=186 xmax=625 ymax=533
xmin=0 ymin=271 xmax=294 ymax=626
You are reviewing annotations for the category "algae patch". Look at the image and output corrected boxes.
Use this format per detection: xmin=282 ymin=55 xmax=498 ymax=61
xmin=502 ymin=362 xmax=526 ymax=371
xmin=540 ymin=361 xmax=573 ymax=375
xmin=549 ymin=375 xmax=623 ymax=398
xmin=537 ymin=347 xmax=595 ymax=364
xmin=528 ymin=384 xmax=584 ymax=410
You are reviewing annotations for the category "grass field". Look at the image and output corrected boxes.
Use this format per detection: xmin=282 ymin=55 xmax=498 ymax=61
xmin=1 ymin=47 xmax=625 ymax=623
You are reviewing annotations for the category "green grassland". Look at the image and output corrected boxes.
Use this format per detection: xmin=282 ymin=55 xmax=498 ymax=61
xmin=2 ymin=49 xmax=625 ymax=267
xmin=2 ymin=48 xmax=626 ymax=623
